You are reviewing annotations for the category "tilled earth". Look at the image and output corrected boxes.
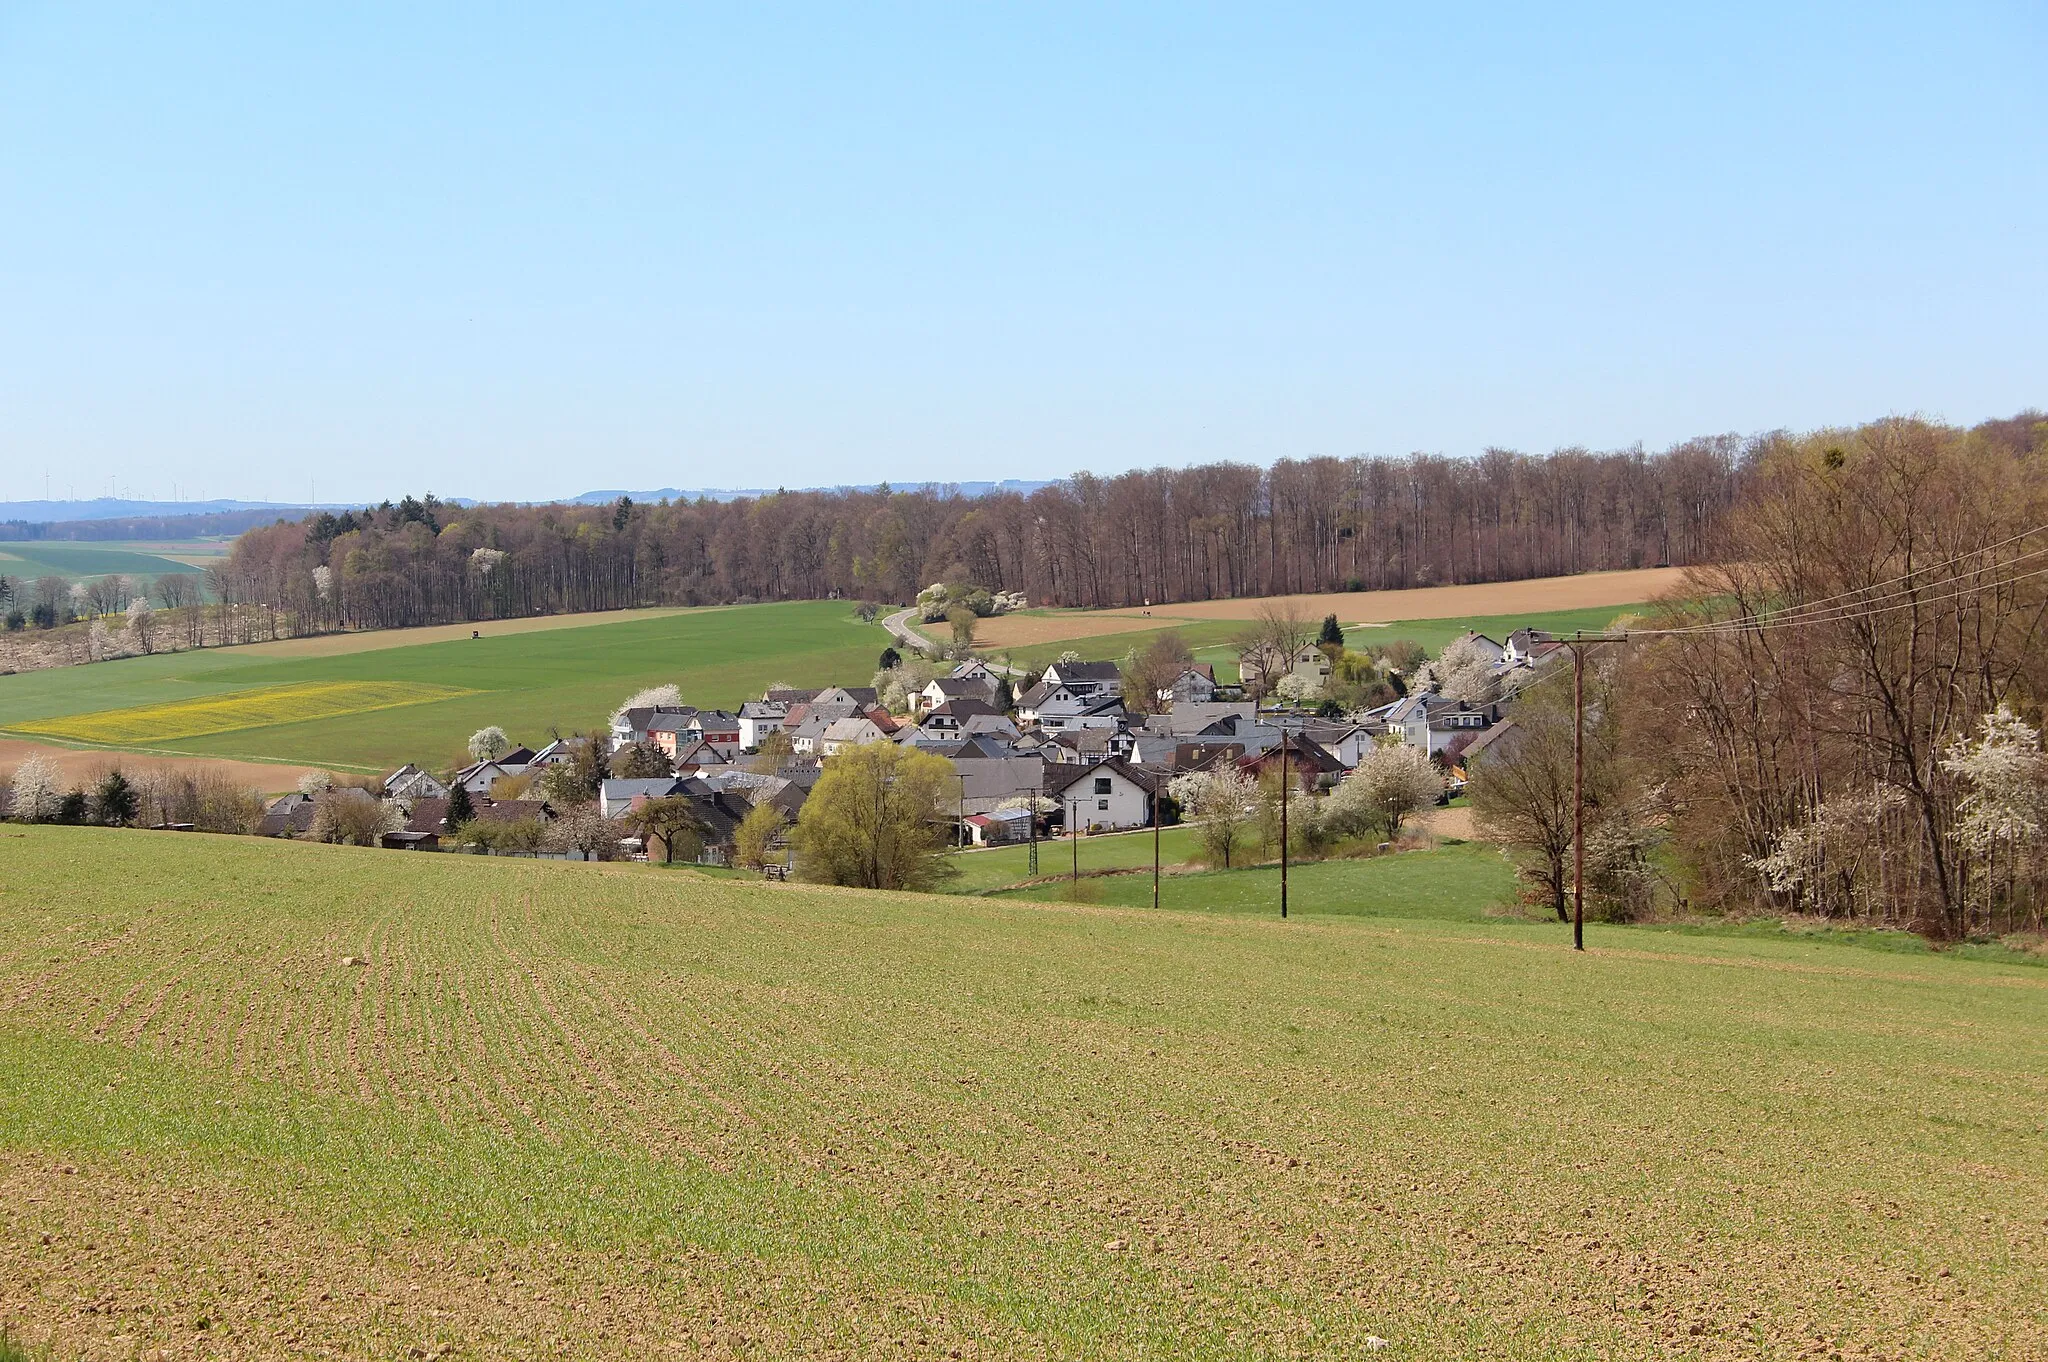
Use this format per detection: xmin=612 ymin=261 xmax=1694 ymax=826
xmin=1 ymin=827 xmax=2043 ymax=1359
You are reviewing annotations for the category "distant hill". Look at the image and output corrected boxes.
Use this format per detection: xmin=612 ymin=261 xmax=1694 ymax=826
xmin=0 ymin=497 xmax=344 ymax=524
xmin=0 ymin=482 xmax=1054 ymax=540
xmin=565 ymin=480 xmax=1052 ymax=504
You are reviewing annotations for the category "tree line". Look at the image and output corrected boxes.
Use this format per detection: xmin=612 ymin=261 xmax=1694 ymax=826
xmin=206 ymin=434 xmax=1771 ymax=637
xmin=1468 ymin=412 xmax=2048 ymax=941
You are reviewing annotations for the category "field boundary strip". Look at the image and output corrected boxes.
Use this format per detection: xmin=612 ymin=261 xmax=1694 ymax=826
xmin=4 ymin=680 xmax=479 ymax=745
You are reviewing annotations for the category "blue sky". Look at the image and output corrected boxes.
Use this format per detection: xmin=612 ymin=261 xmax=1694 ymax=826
xmin=1 ymin=3 xmax=2042 ymax=505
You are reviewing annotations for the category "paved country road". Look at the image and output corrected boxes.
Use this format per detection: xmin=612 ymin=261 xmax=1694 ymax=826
xmin=878 ymin=607 xmax=1029 ymax=676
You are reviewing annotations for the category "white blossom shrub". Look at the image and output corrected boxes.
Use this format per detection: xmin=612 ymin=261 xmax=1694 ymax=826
xmin=1322 ymin=742 xmax=1444 ymax=841
xmin=8 ymin=757 xmax=63 ymax=823
xmin=610 ymin=685 xmax=682 ymax=724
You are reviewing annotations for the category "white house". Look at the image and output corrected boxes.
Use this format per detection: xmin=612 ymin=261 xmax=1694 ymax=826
xmin=599 ymin=777 xmax=685 ymax=819
xmin=1161 ymin=665 xmax=1219 ymax=706
xmin=381 ymin=763 xmax=448 ymax=802
xmin=737 ymin=700 xmax=788 ymax=750
xmin=1046 ymin=758 xmax=1158 ymax=832
xmin=1380 ymin=691 xmax=1498 ymax=756
xmin=454 ymin=759 xmax=528 ymax=796
xmin=1035 ymin=695 xmax=1128 ymax=734
xmin=820 ymin=715 xmax=891 ymax=755
xmin=1300 ymin=721 xmax=1373 ymax=770
xmin=1038 ymin=659 xmax=1122 ymax=697
xmin=1453 ymin=631 xmax=1507 ymax=665
xmin=919 ymin=675 xmax=999 ymax=714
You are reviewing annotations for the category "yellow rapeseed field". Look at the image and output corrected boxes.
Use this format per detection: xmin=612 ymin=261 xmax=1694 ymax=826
xmin=8 ymin=680 xmax=475 ymax=745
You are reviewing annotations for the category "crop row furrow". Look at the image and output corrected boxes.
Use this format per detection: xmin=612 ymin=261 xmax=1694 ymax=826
xmin=487 ymin=905 xmax=667 ymax=1151
xmin=9 ymin=919 xmax=151 ymax=1011
xmin=341 ymin=915 xmax=394 ymax=1104
xmin=455 ymin=945 xmax=563 ymax=1143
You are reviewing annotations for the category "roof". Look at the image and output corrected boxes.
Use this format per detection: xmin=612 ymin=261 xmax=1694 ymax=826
xmin=1240 ymin=734 xmax=1346 ymax=775
xmin=670 ymin=738 xmax=728 ymax=767
xmin=1016 ymin=681 xmax=1056 ymax=709
xmin=925 ymin=677 xmax=990 ymax=697
xmin=1459 ymin=719 xmax=1521 ymax=764
xmin=764 ymin=687 xmax=823 ymax=706
xmin=407 ymin=796 xmax=551 ymax=834
xmin=929 ymin=697 xmax=1001 ymax=719
xmin=1047 ymin=660 xmax=1122 ymax=682
xmin=692 ymin=709 xmax=740 ymax=730
xmin=1163 ymin=701 xmax=1256 ymax=734
xmin=601 ymin=777 xmax=687 ymax=801
xmin=739 ymin=700 xmax=789 ymax=718
xmin=821 ymin=715 xmax=886 ymax=738
xmin=1043 ymin=757 xmax=1160 ymax=798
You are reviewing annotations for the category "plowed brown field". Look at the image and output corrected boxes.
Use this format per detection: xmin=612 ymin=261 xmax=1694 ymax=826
xmin=2 ymin=827 xmax=2042 ymax=1360
xmin=0 ymin=738 xmax=327 ymax=794
xmin=973 ymin=566 xmax=1690 ymax=648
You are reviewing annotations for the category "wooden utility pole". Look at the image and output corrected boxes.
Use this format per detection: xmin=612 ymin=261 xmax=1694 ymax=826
xmin=1279 ymin=734 xmax=1289 ymax=919
xmin=1152 ymin=787 xmax=1161 ymax=912
xmin=1070 ymin=798 xmax=1081 ymax=886
xmin=1538 ymin=631 xmax=1629 ymax=952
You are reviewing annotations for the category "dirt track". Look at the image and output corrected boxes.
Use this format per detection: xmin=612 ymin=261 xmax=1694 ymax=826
xmin=973 ymin=567 xmax=1690 ymax=648
xmin=233 ymin=605 xmax=704 ymax=659
xmin=0 ymin=738 xmax=326 ymax=795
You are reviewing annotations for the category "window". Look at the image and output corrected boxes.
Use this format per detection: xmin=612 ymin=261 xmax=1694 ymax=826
xmin=1098 ymin=798 xmax=1109 ymax=811
xmin=1093 ymin=777 xmax=1112 ymax=795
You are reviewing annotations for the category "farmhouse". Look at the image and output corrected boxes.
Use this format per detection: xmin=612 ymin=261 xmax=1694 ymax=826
xmin=1045 ymin=758 xmax=1160 ymax=832
xmin=1377 ymin=691 xmax=1500 ymax=756
xmin=380 ymin=763 xmax=447 ymax=802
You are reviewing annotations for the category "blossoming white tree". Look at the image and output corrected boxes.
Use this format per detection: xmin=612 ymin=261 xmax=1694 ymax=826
xmin=609 ymin=685 xmax=682 ymax=725
xmin=467 ymin=726 xmax=511 ymax=763
xmin=1323 ymin=741 xmax=1444 ymax=842
xmin=8 ymin=757 xmax=62 ymax=823
xmin=1167 ymin=766 xmax=1256 ymax=867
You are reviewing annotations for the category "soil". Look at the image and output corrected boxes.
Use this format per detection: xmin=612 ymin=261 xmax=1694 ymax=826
xmin=972 ymin=567 xmax=1691 ymax=648
xmin=0 ymin=739 xmax=328 ymax=796
xmin=1413 ymin=804 xmax=1479 ymax=841
xmin=227 ymin=606 xmax=707 ymax=660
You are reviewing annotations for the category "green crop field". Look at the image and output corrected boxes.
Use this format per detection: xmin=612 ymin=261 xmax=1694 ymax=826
xmin=989 ymin=604 xmax=1650 ymax=680
xmin=999 ymin=840 xmax=1525 ymax=921
xmin=0 ymin=541 xmax=208 ymax=584
xmin=0 ymin=600 xmax=888 ymax=773
xmin=1 ymin=827 xmax=2042 ymax=1359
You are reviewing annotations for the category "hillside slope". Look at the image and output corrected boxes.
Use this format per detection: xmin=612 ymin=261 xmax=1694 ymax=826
xmin=1 ymin=829 xmax=2043 ymax=1359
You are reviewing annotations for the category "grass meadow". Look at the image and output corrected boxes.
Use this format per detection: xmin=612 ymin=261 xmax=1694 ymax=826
xmin=985 ymin=603 xmax=1647 ymax=680
xmin=0 ymin=600 xmax=886 ymax=773
xmin=0 ymin=826 xmax=2042 ymax=1359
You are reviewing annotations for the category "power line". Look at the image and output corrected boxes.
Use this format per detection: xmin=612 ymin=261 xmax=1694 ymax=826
xmin=1673 ymin=524 xmax=2048 ymax=633
xmin=1630 ymin=558 xmax=2048 ymax=639
xmin=1636 ymin=532 xmax=2048 ymax=638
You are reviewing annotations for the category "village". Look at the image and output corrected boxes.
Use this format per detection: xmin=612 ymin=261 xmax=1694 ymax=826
xmin=249 ymin=613 xmax=1568 ymax=870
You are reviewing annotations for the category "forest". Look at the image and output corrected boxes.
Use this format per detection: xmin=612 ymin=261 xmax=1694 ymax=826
xmin=205 ymin=436 xmax=1768 ymax=635
xmin=1465 ymin=412 xmax=2048 ymax=940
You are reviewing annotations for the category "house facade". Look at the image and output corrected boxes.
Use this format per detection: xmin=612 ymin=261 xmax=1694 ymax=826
xmin=1046 ymin=758 xmax=1158 ymax=832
